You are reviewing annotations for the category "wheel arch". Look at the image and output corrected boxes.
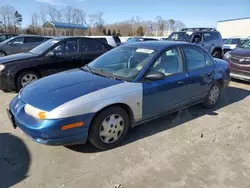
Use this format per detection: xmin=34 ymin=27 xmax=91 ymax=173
xmin=212 ymin=47 xmax=223 ymax=54
xmin=89 ymin=103 xmax=135 ymax=130
xmin=15 ymin=68 xmax=41 ymax=87
xmin=0 ymin=50 xmax=7 ymax=55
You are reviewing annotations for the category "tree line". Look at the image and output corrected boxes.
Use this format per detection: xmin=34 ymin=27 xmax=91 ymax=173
xmin=0 ymin=4 xmax=186 ymax=36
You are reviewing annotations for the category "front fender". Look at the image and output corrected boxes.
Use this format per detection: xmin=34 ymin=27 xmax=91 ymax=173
xmin=47 ymin=82 xmax=143 ymax=121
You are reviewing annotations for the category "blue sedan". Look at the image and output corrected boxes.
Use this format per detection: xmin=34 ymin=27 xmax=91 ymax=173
xmin=7 ymin=41 xmax=230 ymax=150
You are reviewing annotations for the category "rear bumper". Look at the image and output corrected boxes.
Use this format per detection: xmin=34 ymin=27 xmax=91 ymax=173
xmin=9 ymin=96 xmax=95 ymax=146
xmin=230 ymin=71 xmax=250 ymax=81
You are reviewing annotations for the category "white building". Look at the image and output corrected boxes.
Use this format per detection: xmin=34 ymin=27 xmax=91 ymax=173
xmin=217 ymin=17 xmax=250 ymax=38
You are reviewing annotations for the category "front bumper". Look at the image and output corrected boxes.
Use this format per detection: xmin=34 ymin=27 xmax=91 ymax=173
xmin=0 ymin=71 xmax=16 ymax=91
xmin=8 ymin=96 xmax=95 ymax=146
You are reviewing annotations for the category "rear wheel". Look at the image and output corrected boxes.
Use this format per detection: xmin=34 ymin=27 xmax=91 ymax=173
xmin=16 ymin=70 xmax=39 ymax=91
xmin=202 ymin=83 xmax=221 ymax=109
xmin=89 ymin=106 xmax=129 ymax=150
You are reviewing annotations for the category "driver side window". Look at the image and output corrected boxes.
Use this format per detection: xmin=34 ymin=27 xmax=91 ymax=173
xmin=148 ymin=48 xmax=183 ymax=76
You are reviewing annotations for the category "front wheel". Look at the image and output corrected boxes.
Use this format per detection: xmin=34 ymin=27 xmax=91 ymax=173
xmin=89 ymin=106 xmax=129 ymax=150
xmin=202 ymin=84 xmax=221 ymax=109
xmin=16 ymin=70 xmax=39 ymax=91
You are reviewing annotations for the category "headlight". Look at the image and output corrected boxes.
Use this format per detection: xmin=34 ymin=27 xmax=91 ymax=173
xmin=224 ymin=52 xmax=231 ymax=59
xmin=0 ymin=64 xmax=5 ymax=71
xmin=24 ymin=104 xmax=48 ymax=120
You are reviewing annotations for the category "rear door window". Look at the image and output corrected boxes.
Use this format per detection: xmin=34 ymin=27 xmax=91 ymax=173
xmin=95 ymin=38 xmax=108 ymax=44
xmin=182 ymin=46 xmax=206 ymax=71
xmin=24 ymin=37 xmax=46 ymax=43
xmin=84 ymin=38 xmax=106 ymax=52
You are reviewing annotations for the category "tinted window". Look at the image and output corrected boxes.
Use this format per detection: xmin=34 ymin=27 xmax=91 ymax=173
xmin=95 ymin=38 xmax=108 ymax=44
xmin=183 ymin=46 xmax=205 ymax=70
xmin=24 ymin=37 xmax=46 ymax=43
xmin=8 ymin=37 xmax=24 ymax=44
xmin=49 ymin=39 xmax=78 ymax=55
xmin=149 ymin=48 xmax=183 ymax=76
xmin=84 ymin=38 xmax=106 ymax=52
xmin=168 ymin=32 xmax=193 ymax=41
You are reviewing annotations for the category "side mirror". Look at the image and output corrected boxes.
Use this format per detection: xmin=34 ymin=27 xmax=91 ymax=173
xmin=145 ymin=72 xmax=165 ymax=81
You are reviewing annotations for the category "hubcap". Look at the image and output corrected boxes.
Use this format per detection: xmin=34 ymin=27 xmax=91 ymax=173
xmin=99 ymin=114 xmax=125 ymax=144
xmin=208 ymin=86 xmax=219 ymax=105
xmin=21 ymin=74 xmax=38 ymax=87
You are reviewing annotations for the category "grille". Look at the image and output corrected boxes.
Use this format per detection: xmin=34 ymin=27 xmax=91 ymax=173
xmin=230 ymin=55 xmax=250 ymax=65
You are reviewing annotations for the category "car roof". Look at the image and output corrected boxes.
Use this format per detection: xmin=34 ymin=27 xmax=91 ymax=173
xmin=123 ymin=41 xmax=189 ymax=50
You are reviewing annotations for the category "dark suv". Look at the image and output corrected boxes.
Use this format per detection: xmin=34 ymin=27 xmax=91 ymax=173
xmin=167 ymin=28 xmax=224 ymax=58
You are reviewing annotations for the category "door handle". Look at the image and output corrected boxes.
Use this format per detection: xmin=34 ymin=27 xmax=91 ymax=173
xmin=178 ymin=81 xmax=184 ymax=85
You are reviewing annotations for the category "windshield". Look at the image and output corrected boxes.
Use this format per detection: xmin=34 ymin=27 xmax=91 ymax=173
xmin=224 ymin=38 xmax=241 ymax=44
xmin=29 ymin=39 xmax=60 ymax=54
xmin=168 ymin=31 xmax=193 ymax=41
xmin=88 ymin=46 xmax=158 ymax=81
xmin=241 ymin=40 xmax=250 ymax=48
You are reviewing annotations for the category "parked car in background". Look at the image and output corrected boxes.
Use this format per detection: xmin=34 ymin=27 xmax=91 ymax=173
xmin=0 ymin=37 xmax=113 ymax=92
xmin=223 ymin=39 xmax=250 ymax=81
xmin=167 ymin=28 xmax=224 ymax=58
xmin=223 ymin=38 xmax=228 ymax=43
xmin=0 ymin=35 xmax=51 ymax=56
xmin=126 ymin=37 xmax=158 ymax=43
xmin=0 ymin=33 xmax=18 ymax=43
xmin=87 ymin=36 xmax=121 ymax=47
xmin=223 ymin=37 xmax=249 ymax=54
xmin=7 ymin=41 xmax=230 ymax=150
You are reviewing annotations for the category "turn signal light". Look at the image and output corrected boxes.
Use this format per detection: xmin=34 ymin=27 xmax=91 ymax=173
xmin=38 ymin=112 xmax=46 ymax=120
xmin=61 ymin=122 xmax=84 ymax=131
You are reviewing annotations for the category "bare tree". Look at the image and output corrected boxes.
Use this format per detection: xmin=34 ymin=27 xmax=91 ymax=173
xmin=72 ymin=8 xmax=86 ymax=25
xmin=46 ymin=5 xmax=57 ymax=22
xmin=56 ymin=9 xmax=63 ymax=22
xmin=94 ymin=11 xmax=105 ymax=32
xmin=63 ymin=6 xmax=73 ymax=23
xmin=31 ymin=12 xmax=39 ymax=32
xmin=40 ymin=5 xmax=47 ymax=24
xmin=0 ymin=5 xmax=16 ymax=32
xmin=155 ymin=16 xmax=166 ymax=36
xmin=88 ymin=14 xmax=96 ymax=28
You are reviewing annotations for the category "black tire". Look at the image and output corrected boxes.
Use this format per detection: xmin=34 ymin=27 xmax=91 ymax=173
xmin=88 ymin=106 xmax=129 ymax=150
xmin=212 ymin=50 xmax=222 ymax=59
xmin=16 ymin=70 xmax=40 ymax=91
xmin=0 ymin=50 xmax=6 ymax=57
xmin=202 ymin=83 xmax=221 ymax=109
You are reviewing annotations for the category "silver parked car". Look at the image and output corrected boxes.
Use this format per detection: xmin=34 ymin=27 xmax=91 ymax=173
xmin=0 ymin=35 xmax=51 ymax=56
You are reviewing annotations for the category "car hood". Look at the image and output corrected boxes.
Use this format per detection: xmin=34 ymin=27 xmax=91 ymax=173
xmin=0 ymin=53 xmax=38 ymax=64
xmin=20 ymin=69 xmax=122 ymax=111
xmin=230 ymin=48 xmax=250 ymax=57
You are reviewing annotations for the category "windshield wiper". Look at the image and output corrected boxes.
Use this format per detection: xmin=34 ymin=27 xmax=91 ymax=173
xmin=81 ymin=65 xmax=92 ymax=73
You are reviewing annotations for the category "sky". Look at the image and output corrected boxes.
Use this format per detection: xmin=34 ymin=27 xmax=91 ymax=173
xmin=1 ymin=0 xmax=250 ymax=28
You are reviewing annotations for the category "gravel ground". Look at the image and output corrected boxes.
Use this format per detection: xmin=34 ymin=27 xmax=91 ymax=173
xmin=1 ymin=80 xmax=250 ymax=188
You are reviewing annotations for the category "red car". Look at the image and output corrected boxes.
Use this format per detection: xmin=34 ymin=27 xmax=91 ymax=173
xmin=223 ymin=40 xmax=250 ymax=81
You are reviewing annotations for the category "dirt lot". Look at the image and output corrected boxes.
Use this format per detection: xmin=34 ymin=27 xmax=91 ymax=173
xmin=1 ymin=80 xmax=250 ymax=188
